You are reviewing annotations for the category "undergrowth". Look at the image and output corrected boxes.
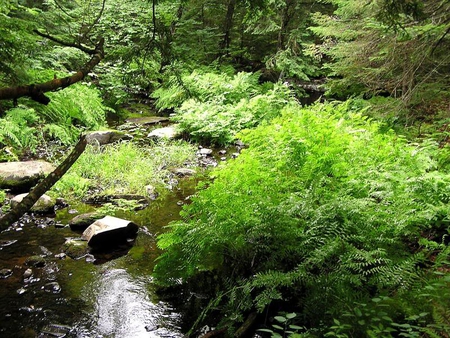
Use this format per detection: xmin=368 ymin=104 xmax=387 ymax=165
xmin=51 ymin=139 xmax=197 ymax=200
xmin=152 ymin=69 xmax=295 ymax=145
xmin=154 ymin=101 xmax=450 ymax=336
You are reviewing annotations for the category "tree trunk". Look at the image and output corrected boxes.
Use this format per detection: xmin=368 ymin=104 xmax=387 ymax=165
xmin=277 ymin=0 xmax=294 ymax=51
xmin=0 ymin=135 xmax=87 ymax=231
xmin=219 ymin=0 xmax=237 ymax=56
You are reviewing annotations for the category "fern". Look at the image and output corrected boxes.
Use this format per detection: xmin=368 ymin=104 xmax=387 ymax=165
xmin=155 ymin=101 xmax=450 ymax=333
xmin=0 ymin=107 xmax=40 ymax=151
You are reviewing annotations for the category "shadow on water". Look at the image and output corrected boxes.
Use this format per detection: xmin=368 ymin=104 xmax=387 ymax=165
xmin=0 ymin=178 xmax=198 ymax=337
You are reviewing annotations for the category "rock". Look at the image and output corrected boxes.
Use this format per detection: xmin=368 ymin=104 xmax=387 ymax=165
xmin=10 ymin=193 xmax=56 ymax=214
xmin=69 ymin=212 xmax=104 ymax=231
xmin=235 ymin=139 xmax=245 ymax=147
xmin=218 ymin=149 xmax=227 ymax=155
xmin=82 ymin=216 xmax=139 ymax=247
xmin=232 ymin=152 xmax=240 ymax=159
xmin=40 ymin=323 xmax=71 ymax=337
xmin=0 ymin=268 xmax=12 ymax=279
xmin=25 ymin=255 xmax=46 ymax=267
xmin=61 ymin=239 xmax=90 ymax=259
xmin=171 ymin=168 xmax=197 ymax=177
xmin=125 ymin=116 xmax=169 ymax=125
xmin=198 ymin=148 xmax=213 ymax=156
xmin=0 ymin=160 xmax=55 ymax=192
xmin=86 ymin=130 xmax=132 ymax=145
xmin=54 ymin=253 xmax=66 ymax=259
xmin=147 ymin=126 xmax=177 ymax=139
xmin=17 ymin=287 xmax=27 ymax=295
xmin=40 ymin=246 xmax=52 ymax=257
xmin=43 ymin=282 xmax=61 ymax=294
xmin=145 ymin=185 xmax=159 ymax=201
xmin=23 ymin=268 xmax=33 ymax=279
xmin=55 ymin=197 xmax=68 ymax=208
xmin=0 ymin=239 xmax=17 ymax=247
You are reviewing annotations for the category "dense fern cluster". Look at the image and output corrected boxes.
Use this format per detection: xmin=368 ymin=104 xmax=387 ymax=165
xmin=152 ymin=70 xmax=294 ymax=145
xmin=0 ymin=83 xmax=110 ymax=157
xmin=155 ymin=101 xmax=450 ymax=335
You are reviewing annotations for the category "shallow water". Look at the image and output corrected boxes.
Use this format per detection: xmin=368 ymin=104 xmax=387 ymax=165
xmin=0 ymin=179 xmax=197 ymax=337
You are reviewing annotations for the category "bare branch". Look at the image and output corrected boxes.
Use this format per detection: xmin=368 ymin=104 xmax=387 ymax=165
xmin=33 ymin=29 xmax=97 ymax=54
xmin=0 ymin=38 xmax=104 ymax=104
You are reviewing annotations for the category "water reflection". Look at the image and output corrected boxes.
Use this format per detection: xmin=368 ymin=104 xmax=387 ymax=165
xmin=76 ymin=268 xmax=183 ymax=338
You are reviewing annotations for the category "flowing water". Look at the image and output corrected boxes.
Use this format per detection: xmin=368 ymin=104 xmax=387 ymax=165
xmin=0 ymin=178 xmax=198 ymax=337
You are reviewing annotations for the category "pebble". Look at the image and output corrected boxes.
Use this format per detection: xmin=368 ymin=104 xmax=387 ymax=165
xmin=23 ymin=268 xmax=33 ymax=279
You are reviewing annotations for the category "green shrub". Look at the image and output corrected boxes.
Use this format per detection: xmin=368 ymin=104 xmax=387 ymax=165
xmin=154 ymin=101 xmax=450 ymax=333
xmin=152 ymin=70 xmax=262 ymax=111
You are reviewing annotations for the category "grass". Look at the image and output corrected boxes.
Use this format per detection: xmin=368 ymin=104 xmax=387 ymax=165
xmin=51 ymin=139 xmax=198 ymax=200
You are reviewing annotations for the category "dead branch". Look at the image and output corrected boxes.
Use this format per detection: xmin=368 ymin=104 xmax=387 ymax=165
xmin=0 ymin=135 xmax=87 ymax=231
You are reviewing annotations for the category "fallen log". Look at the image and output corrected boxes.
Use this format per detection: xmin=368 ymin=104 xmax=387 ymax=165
xmin=0 ymin=135 xmax=87 ymax=231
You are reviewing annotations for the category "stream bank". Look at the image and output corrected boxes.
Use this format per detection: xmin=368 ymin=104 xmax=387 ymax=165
xmin=0 ymin=103 xmax=240 ymax=337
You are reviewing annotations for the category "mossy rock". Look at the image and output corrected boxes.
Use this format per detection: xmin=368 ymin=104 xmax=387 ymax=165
xmin=25 ymin=255 xmax=46 ymax=267
xmin=69 ymin=212 xmax=105 ymax=231
xmin=0 ymin=161 xmax=55 ymax=192
xmin=10 ymin=193 xmax=56 ymax=214
xmin=85 ymin=130 xmax=132 ymax=145
xmin=61 ymin=239 xmax=90 ymax=259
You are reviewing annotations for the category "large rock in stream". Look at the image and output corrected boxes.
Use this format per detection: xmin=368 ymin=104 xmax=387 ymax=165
xmin=10 ymin=193 xmax=56 ymax=214
xmin=147 ymin=126 xmax=178 ymax=139
xmin=86 ymin=130 xmax=132 ymax=145
xmin=0 ymin=160 xmax=55 ymax=192
xmin=82 ymin=216 xmax=139 ymax=247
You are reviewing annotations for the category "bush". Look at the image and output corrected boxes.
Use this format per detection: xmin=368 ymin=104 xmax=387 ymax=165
xmin=154 ymin=101 xmax=450 ymax=334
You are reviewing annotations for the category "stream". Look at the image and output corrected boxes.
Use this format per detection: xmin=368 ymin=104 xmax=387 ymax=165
xmin=0 ymin=103 xmax=212 ymax=337
xmin=0 ymin=178 xmax=197 ymax=337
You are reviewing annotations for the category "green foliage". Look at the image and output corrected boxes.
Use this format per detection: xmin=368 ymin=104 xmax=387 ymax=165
xmin=38 ymin=83 xmax=110 ymax=144
xmin=155 ymin=101 xmax=450 ymax=333
xmin=310 ymin=0 xmax=450 ymax=112
xmin=154 ymin=70 xmax=294 ymax=145
xmin=258 ymin=313 xmax=305 ymax=338
xmin=0 ymin=107 xmax=40 ymax=151
xmin=153 ymin=70 xmax=262 ymax=111
xmin=52 ymin=139 xmax=197 ymax=199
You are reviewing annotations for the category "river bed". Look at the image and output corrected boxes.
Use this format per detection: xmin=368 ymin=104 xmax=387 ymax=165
xmin=0 ymin=178 xmax=197 ymax=337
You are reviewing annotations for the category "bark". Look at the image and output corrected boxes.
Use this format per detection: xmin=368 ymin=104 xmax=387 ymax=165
xmin=234 ymin=312 xmax=258 ymax=338
xmin=0 ymin=38 xmax=104 ymax=104
xmin=277 ymin=0 xmax=295 ymax=51
xmin=0 ymin=135 xmax=87 ymax=231
xmin=219 ymin=0 xmax=237 ymax=55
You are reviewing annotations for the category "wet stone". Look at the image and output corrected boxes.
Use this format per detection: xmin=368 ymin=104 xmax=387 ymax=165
xmin=25 ymin=255 xmax=46 ymax=267
xmin=23 ymin=268 xmax=33 ymax=279
xmin=198 ymin=148 xmax=213 ymax=156
xmin=0 ymin=268 xmax=12 ymax=279
xmin=40 ymin=323 xmax=72 ymax=337
xmin=0 ymin=239 xmax=17 ymax=247
xmin=17 ymin=287 xmax=27 ymax=295
xmin=43 ymin=282 xmax=61 ymax=294
xmin=171 ymin=168 xmax=197 ymax=177
xmin=54 ymin=253 xmax=66 ymax=259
